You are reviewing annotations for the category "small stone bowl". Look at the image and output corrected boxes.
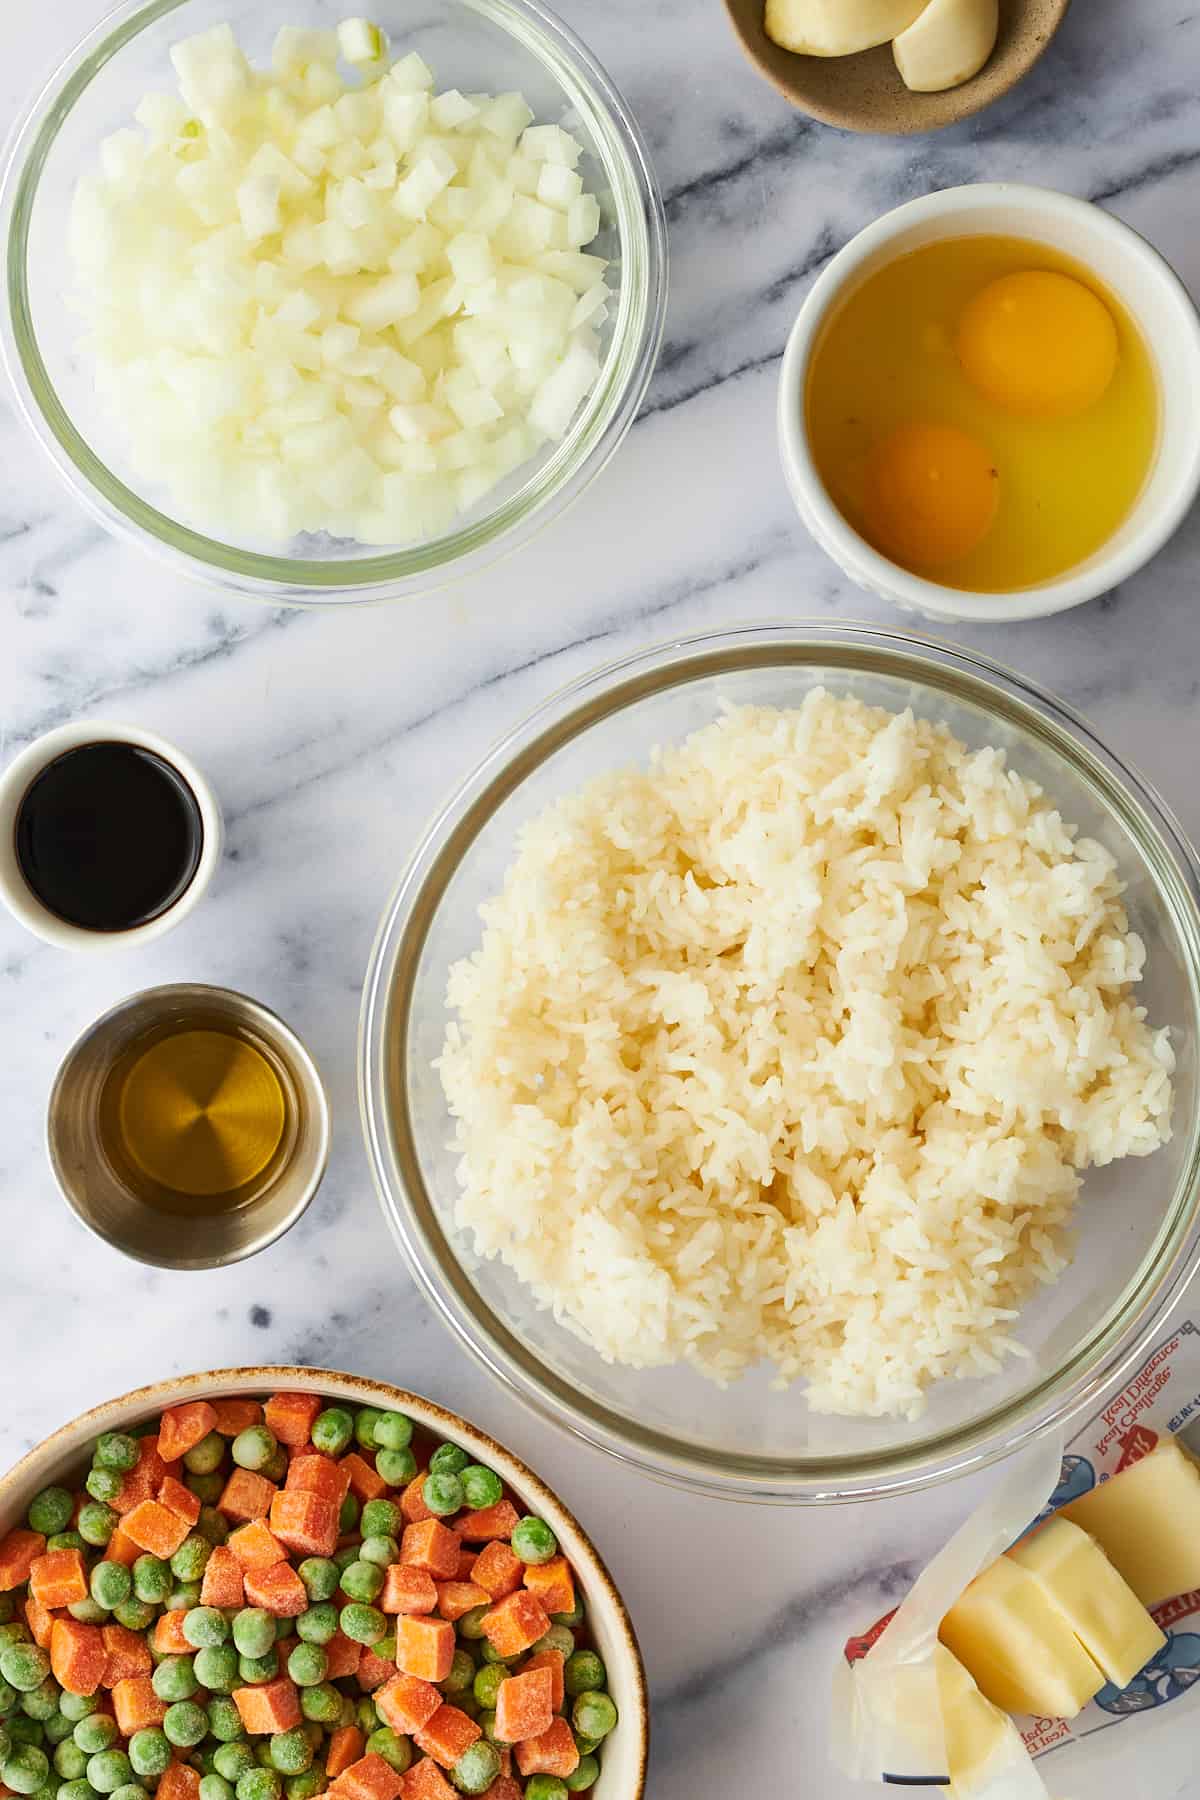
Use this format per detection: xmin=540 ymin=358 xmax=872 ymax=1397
xmin=721 ymin=0 xmax=1072 ymax=135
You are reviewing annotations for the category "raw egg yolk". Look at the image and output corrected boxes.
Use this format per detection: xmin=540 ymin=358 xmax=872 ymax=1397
xmin=863 ymin=423 xmax=1000 ymax=570
xmin=957 ymin=270 xmax=1119 ymax=419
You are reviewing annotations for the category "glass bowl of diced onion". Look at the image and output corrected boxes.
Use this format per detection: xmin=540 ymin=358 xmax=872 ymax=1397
xmin=1 ymin=0 xmax=667 ymax=604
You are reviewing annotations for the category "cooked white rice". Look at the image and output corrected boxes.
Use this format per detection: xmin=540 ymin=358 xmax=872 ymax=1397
xmin=438 ymin=693 xmax=1174 ymax=1418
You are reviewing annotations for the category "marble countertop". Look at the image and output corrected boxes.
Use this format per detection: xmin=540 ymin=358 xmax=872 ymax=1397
xmin=3 ymin=1 xmax=1200 ymax=1795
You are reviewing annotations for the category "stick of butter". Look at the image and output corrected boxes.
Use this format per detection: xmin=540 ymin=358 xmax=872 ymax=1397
xmin=1060 ymin=1441 xmax=1200 ymax=1608
xmin=933 ymin=1644 xmax=1020 ymax=1795
xmin=939 ymin=1554 xmax=1106 ymax=1718
xmin=1007 ymin=1516 xmax=1166 ymax=1689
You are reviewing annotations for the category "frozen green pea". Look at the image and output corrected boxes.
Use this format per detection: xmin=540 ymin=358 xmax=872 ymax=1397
xmin=457 ymin=1606 xmax=490 ymax=1642
xmin=45 ymin=1534 xmax=84 ymax=1555
xmin=199 ymin=1778 xmax=235 ymax=1800
xmin=358 ymin=1502 xmax=400 ymax=1540
xmin=57 ymin=1698 xmax=98 ymax=1727
xmin=421 ymin=1474 xmax=462 ymax=1519
xmin=132 ymin=1558 xmax=171 ymax=1607
xmin=232 ymin=1612 xmax=276 ymax=1660
xmin=66 ymin=1601 xmax=107 ymax=1626
xmin=72 ymin=1720 xmax=117 ymax=1758
xmin=55 ymin=1782 xmax=97 ymax=1800
xmin=0 ymin=1628 xmax=29 ymax=1651
xmin=297 ymin=1561 xmax=338 ymax=1605
xmin=0 ymin=1649 xmax=49 ymax=1697
xmin=331 ymin=1546 xmax=359 ymax=1578
xmin=76 ymin=1506 xmax=116 ymax=1550
xmin=186 ymin=1472 xmax=225 ymax=1506
xmin=298 ymin=1685 xmax=340 ymax=1726
xmin=522 ymin=1780 xmax=567 ymax=1800
xmin=182 ymin=1608 xmax=228 ymax=1650
xmin=295 ymin=1605 xmax=337 ymax=1648
xmin=5 ymin=1717 xmax=43 ymax=1748
xmin=89 ymin=1564 xmax=131 ymax=1612
xmin=511 ymin=1518 xmax=557 ymax=1566
xmin=237 ymin=1652 xmax=278 ymax=1687
xmin=53 ymin=1742 xmax=87 ymax=1782
xmin=428 ymin=1445 xmax=469 ymax=1478
xmin=531 ymin=1626 xmax=575 ymax=1661
xmin=458 ymin=1468 xmax=502 ymax=1513
xmin=475 ymin=1711 xmax=499 ymax=1748
xmin=109 ymin=1785 xmax=146 ymax=1800
xmin=197 ymin=1507 xmax=230 ymax=1547
xmin=352 ymin=1411 xmax=383 ymax=1452
xmin=93 ymin=1435 xmax=139 ymax=1475
xmin=449 ymin=1741 xmax=500 ymax=1796
xmin=571 ymin=1692 xmax=616 ymax=1742
xmin=235 ymin=1771 xmax=281 ymax=1800
xmin=336 ymin=1498 xmax=358 ymax=1537
xmin=551 ymin=1598 xmax=585 ymax=1630
xmin=84 ymin=1471 xmax=122 ymax=1508
xmin=471 ymin=1665 xmax=504 ymax=1711
xmin=152 ymin=1658 xmax=198 ymax=1704
xmin=443 ymin=1651 xmax=474 ymax=1698
xmin=479 ymin=1640 xmax=514 ymax=1667
xmin=84 ymin=1752 xmax=132 ymax=1795
xmin=214 ymin=1745 xmax=257 ymax=1784
xmin=564 ymin=1759 xmax=599 ymax=1794
xmin=285 ymin=1646 xmax=326 ymax=1689
xmin=255 ymin=1746 xmax=276 ymax=1771
xmin=111 ymin=1599 xmax=155 ymax=1634
xmin=267 ymin=1732 xmax=310 ymax=1778
xmin=3 ymin=1744 xmax=49 ymax=1794
xmin=365 ymin=1731 xmax=409 ymax=1777
xmin=0 ymin=1681 xmax=14 ymax=1720
xmin=338 ymin=1606 xmax=385 ymax=1648
xmin=127 ymin=1730 xmax=171 ymax=1779
xmin=184 ymin=1433 xmax=226 ymax=1477
xmin=374 ymin=1450 xmax=416 ymax=1488
xmin=354 ymin=1701 xmax=378 ymax=1738
xmin=163 ymin=1704 xmax=207 ymax=1749
xmin=165 ymin=1582 xmax=201 ymax=1614
xmin=194 ymin=1645 xmax=239 ymax=1694
xmin=170 ymin=1536 xmax=210 ymax=1584
xmin=231 ymin=1428 xmax=276 ymax=1474
xmin=207 ymin=1699 xmax=246 ymax=1745
xmin=284 ymin=1772 xmax=324 ymax=1800
xmin=42 ymin=1712 xmax=73 ymax=1746
xmin=18 ymin=1681 xmax=59 ymax=1724
xmin=357 ymin=1538 xmax=397 ymax=1571
xmin=563 ymin=1651 xmax=605 ymax=1698
xmin=338 ymin=1563 xmax=383 ymax=1606
xmin=371 ymin=1414 xmax=412 ymax=1454
xmin=26 ymin=1490 xmax=73 ymax=1537
xmin=310 ymin=1411 xmax=352 ymax=1459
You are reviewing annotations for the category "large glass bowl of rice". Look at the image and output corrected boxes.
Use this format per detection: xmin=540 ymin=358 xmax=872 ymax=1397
xmin=360 ymin=622 xmax=1200 ymax=1501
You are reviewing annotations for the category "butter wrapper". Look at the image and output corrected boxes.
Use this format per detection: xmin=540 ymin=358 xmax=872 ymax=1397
xmin=832 ymin=1321 xmax=1200 ymax=1797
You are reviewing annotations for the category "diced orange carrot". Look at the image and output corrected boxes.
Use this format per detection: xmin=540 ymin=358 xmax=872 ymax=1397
xmin=121 ymin=1500 xmax=190 ymax=1559
xmin=329 ymin=1754 xmax=405 ymax=1800
xmin=0 ymin=1530 xmax=46 ymax=1590
xmin=494 ymin=1667 xmax=554 ymax=1745
xmin=393 ymin=1617 xmax=455 ymax=1684
xmin=340 ymin=1454 xmax=388 ymax=1503
xmin=112 ymin=1439 xmax=169 ymax=1517
xmin=477 ymin=1779 xmax=521 ymax=1800
xmin=453 ymin=1503 xmax=520 ymax=1545
xmin=218 ymin=1469 xmax=278 ymax=1523
xmin=29 ymin=1548 xmax=88 ymax=1610
xmin=380 ymin=1565 xmax=438 ymax=1616
xmin=514 ymin=1718 xmax=580 ymax=1780
xmin=232 ymin=1677 xmax=302 ymax=1735
xmin=480 ymin=1591 xmax=550 ymax=1661
xmin=156 ymin=1762 xmax=202 ymax=1800
xmin=325 ymin=1728 xmax=365 ymax=1781
xmin=24 ymin=1596 xmax=57 ymax=1650
xmin=471 ymin=1543 xmax=522 ymax=1602
xmin=401 ymin=1521 xmax=460 ymax=1581
xmin=522 ymin=1558 xmax=574 ymax=1620
xmin=101 ymin=1623 xmax=153 ymax=1686
xmin=211 ymin=1398 xmax=264 ymax=1437
xmin=158 ymin=1477 xmax=201 ymax=1527
xmin=376 ymin=1673 xmax=442 ymax=1737
xmin=263 ymin=1393 xmax=323 ymax=1450
xmin=106 ymin=1527 xmax=141 ymax=1569
xmin=111 ymin=1673 xmax=168 ymax=1733
xmin=244 ymin=1560 xmax=307 ymax=1617
xmin=269 ymin=1491 xmax=339 ymax=1559
xmin=399 ymin=1475 xmax=434 ymax=1527
xmin=200 ymin=1546 xmax=244 ymax=1610
xmin=153 ymin=1611 xmax=192 ymax=1655
xmin=286 ymin=1455 xmax=351 ymax=1505
xmin=227 ymin=1519 xmax=286 ymax=1572
xmin=157 ymin=1401 xmax=219 ymax=1463
xmin=413 ymin=1705 xmax=481 ymax=1770
xmin=521 ymin=1650 xmax=565 ymax=1714
xmin=454 ymin=1549 xmax=478 ymax=1582
xmin=356 ymin=1646 xmax=395 ymax=1692
xmin=435 ymin=1582 xmax=490 ymax=1623
xmin=50 ymin=1619 xmax=107 ymax=1696
xmin=399 ymin=1762 xmax=455 ymax=1800
xmin=324 ymin=1633 xmax=362 ymax=1681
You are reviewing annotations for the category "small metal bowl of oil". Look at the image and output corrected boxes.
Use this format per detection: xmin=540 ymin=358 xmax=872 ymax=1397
xmin=47 ymin=984 xmax=330 ymax=1269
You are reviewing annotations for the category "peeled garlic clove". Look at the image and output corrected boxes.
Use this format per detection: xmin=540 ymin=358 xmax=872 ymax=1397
xmin=764 ymin=0 xmax=927 ymax=57
xmin=892 ymin=0 xmax=1000 ymax=91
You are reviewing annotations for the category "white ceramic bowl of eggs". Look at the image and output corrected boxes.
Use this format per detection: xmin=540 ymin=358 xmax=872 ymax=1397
xmin=778 ymin=183 xmax=1200 ymax=623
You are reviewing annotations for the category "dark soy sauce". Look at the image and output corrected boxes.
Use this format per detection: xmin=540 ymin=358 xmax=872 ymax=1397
xmin=15 ymin=743 xmax=204 ymax=932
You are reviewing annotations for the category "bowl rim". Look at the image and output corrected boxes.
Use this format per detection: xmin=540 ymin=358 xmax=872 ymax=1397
xmin=0 ymin=0 xmax=668 ymax=606
xmin=359 ymin=618 xmax=1200 ymax=1503
xmin=0 ymin=1364 xmax=649 ymax=1797
xmin=777 ymin=182 xmax=1200 ymax=624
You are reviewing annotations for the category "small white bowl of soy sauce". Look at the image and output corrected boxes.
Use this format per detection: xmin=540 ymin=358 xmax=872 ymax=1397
xmin=0 ymin=721 xmax=222 ymax=948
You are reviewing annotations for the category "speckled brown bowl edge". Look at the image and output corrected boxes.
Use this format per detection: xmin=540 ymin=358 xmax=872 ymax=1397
xmin=0 ymin=1367 xmax=648 ymax=1800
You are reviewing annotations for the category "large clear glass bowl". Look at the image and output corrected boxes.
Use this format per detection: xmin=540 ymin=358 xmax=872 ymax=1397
xmin=1 ymin=0 xmax=667 ymax=605
xmin=360 ymin=623 xmax=1200 ymax=1502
